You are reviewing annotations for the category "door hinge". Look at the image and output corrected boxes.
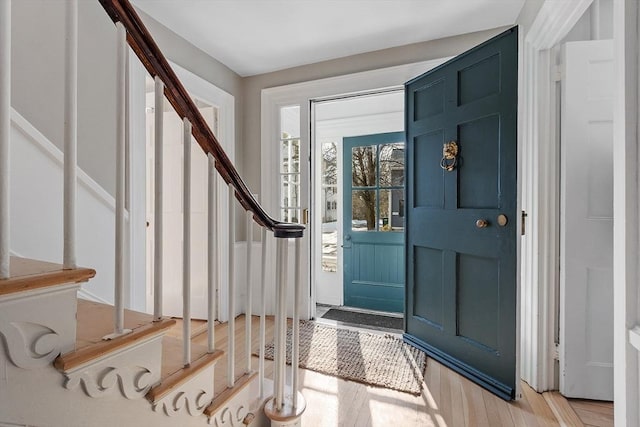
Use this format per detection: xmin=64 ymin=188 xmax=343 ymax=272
xmin=553 ymin=66 xmax=562 ymax=82
xmin=553 ymin=343 xmax=560 ymax=361
xmin=521 ymin=211 xmax=528 ymax=236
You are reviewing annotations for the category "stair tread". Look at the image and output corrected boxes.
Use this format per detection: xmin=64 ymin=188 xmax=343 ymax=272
xmin=55 ymin=300 xmax=176 ymax=372
xmin=147 ymin=349 xmax=224 ymax=403
xmin=75 ymin=300 xmax=157 ymax=350
xmin=160 ymin=334 xmax=211 ymax=378
xmin=204 ymin=371 xmax=258 ymax=417
xmin=0 ymin=256 xmax=95 ymax=296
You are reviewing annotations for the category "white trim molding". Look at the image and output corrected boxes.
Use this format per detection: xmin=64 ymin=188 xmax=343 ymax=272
xmin=519 ymin=0 xmax=593 ymax=393
xmin=613 ymin=0 xmax=639 ymax=425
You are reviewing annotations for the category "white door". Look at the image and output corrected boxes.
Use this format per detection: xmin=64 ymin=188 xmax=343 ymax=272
xmin=560 ymin=39 xmax=614 ymax=400
xmin=146 ymin=102 xmax=218 ymax=320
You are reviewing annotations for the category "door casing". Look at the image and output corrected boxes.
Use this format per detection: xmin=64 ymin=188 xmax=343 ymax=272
xmin=261 ymin=59 xmax=448 ymax=319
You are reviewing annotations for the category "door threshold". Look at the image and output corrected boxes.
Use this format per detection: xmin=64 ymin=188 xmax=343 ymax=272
xmin=314 ymin=317 xmax=403 ymax=337
xmin=318 ymin=304 xmax=403 ymax=319
xmin=315 ymin=304 xmax=404 ymax=334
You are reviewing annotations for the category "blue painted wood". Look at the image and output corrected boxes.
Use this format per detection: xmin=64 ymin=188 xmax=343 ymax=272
xmin=405 ymin=27 xmax=518 ymax=400
xmin=343 ymin=131 xmax=405 ymax=313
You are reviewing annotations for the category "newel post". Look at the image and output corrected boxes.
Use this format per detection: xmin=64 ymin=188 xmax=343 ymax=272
xmin=264 ymin=231 xmax=306 ymax=427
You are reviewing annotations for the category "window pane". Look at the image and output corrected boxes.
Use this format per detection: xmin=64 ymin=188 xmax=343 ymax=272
xmin=380 ymin=189 xmax=404 ymax=231
xmin=321 ymin=225 xmax=337 ymax=272
xmin=280 ymin=105 xmax=300 ymax=138
xmin=280 ymin=174 xmax=299 ymax=209
xmin=352 ymin=190 xmax=377 ymax=231
xmin=321 ymin=142 xmax=337 ymax=185
xmin=280 ymin=139 xmax=300 ymax=174
xmin=380 ymin=143 xmax=405 ymax=187
xmin=351 ymin=145 xmax=377 ymax=187
xmin=281 ymin=208 xmax=300 ymax=224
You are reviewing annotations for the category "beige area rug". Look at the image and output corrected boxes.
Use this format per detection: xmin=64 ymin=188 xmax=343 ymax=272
xmin=261 ymin=321 xmax=427 ymax=395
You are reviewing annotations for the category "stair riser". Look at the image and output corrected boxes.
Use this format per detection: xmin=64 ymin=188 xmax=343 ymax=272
xmin=153 ymin=363 xmax=215 ymax=417
xmin=208 ymin=374 xmax=270 ymax=427
xmin=63 ymin=333 xmax=164 ymax=400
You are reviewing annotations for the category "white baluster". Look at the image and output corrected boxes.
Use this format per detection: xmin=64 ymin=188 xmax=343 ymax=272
xmin=0 ymin=0 xmax=11 ymax=280
xmin=228 ymin=184 xmax=236 ymax=387
xmin=275 ymin=238 xmax=288 ymax=410
xmin=153 ymin=76 xmax=164 ymax=321
xmin=183 ymin=118 xmax=192 ymax=366
xmin=63 ymin=0 xmax=77 ymax=270
xmin=259 ymin=227 xmax=267 ymax=397
xmin=207 ymin=154 xmax=217 ymax=353
xmin=105 ymin=22 xmax=131 ymax=339
xmin=245 ymin=210 xmax=253 ymax=374
xmin=292 ymin=237 xmax=301 ymax=409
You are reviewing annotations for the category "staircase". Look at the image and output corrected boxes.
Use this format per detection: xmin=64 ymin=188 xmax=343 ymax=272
xmin=0 ymin=0 xmax=306 ymax=426
xmin=0 ymin=257 xmax=262 ymax=426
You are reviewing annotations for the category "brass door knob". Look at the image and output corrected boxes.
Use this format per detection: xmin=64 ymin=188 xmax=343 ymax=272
xmin=476 ymin=219 xmax=489 ymax=228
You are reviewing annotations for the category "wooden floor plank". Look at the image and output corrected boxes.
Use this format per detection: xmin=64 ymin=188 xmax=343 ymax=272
xmin=462 ymin=373 xmax=491 ymax=426
xmin=544 ymin=391 xmax=585 ymax=427
xmin=568 ymin=399 xmax=614 ymax=427
xmin=522 ymin=383 xmax=560 ymax=427
xmin=449 ymin=370 xmax=467 ymax=427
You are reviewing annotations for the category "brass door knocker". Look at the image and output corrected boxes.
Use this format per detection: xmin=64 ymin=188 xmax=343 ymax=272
xmin=440 ymin=141 xmax=458 ymax=172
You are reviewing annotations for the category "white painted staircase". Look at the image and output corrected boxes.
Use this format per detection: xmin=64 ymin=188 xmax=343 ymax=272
xmin=0 ymin=257 xmax=267 ymax=427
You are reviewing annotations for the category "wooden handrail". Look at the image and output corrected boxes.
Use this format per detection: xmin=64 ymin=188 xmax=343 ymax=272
xmin=98 ymin=0 xmax=303 ymax=239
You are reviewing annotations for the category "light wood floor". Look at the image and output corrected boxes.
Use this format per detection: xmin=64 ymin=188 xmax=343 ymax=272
xmin=568 ymin=399 xmax=614 ymax=427
xmin=166 ymin=315 xmax=614 ymax=427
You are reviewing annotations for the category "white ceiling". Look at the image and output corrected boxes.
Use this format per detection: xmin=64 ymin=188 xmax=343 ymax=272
xmin=132 ymin=0 xmax=525 ymax=77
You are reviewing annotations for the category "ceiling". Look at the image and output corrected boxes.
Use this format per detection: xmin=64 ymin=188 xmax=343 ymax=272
xmin=132 ymin=0 xmax=525 ymax=77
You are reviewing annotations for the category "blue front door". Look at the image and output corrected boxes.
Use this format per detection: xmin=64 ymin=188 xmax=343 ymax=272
xmin=342 ymin=132 xmax=405 ymax=313
xmin=404 ymin=28 xmax=518 ymax=399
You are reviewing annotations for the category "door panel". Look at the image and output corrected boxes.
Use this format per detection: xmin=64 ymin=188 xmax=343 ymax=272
xmin=560 ymin=40 xmax=613 ymax=400
xmin=405 ymin=27 xmax=518 ymax=399
xmin=343 ymin=132 xmax=405 ymax=313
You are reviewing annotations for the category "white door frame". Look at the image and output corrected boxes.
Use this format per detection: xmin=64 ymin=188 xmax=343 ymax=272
xmin=613 ymin=0 xmax=640 ymax=425
xmin=261 ymin=59 xmax=447 ymax=320
xmin=171 ymin=62 xmax=235 ymax=322
xmin=311 ymin=91 xmax=405 ymax=308
xmin=519 ymin=0 xmax=593 ymax=392
xmin=130 ymin=60 xmax=235 ymax=321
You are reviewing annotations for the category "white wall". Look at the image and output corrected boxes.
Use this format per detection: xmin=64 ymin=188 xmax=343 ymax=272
xmin=10 ymin=110 xmax=116 ymax=304
xmin=11 ymin=0 xmax=117 ymax=196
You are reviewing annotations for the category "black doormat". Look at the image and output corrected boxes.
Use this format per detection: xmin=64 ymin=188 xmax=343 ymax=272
xmin=321 ymin=308 xmax=403 ymax=331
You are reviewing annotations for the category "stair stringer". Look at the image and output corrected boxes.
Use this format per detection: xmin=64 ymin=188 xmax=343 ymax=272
xmin=0 ymin=357 xmax=222 ymax=427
